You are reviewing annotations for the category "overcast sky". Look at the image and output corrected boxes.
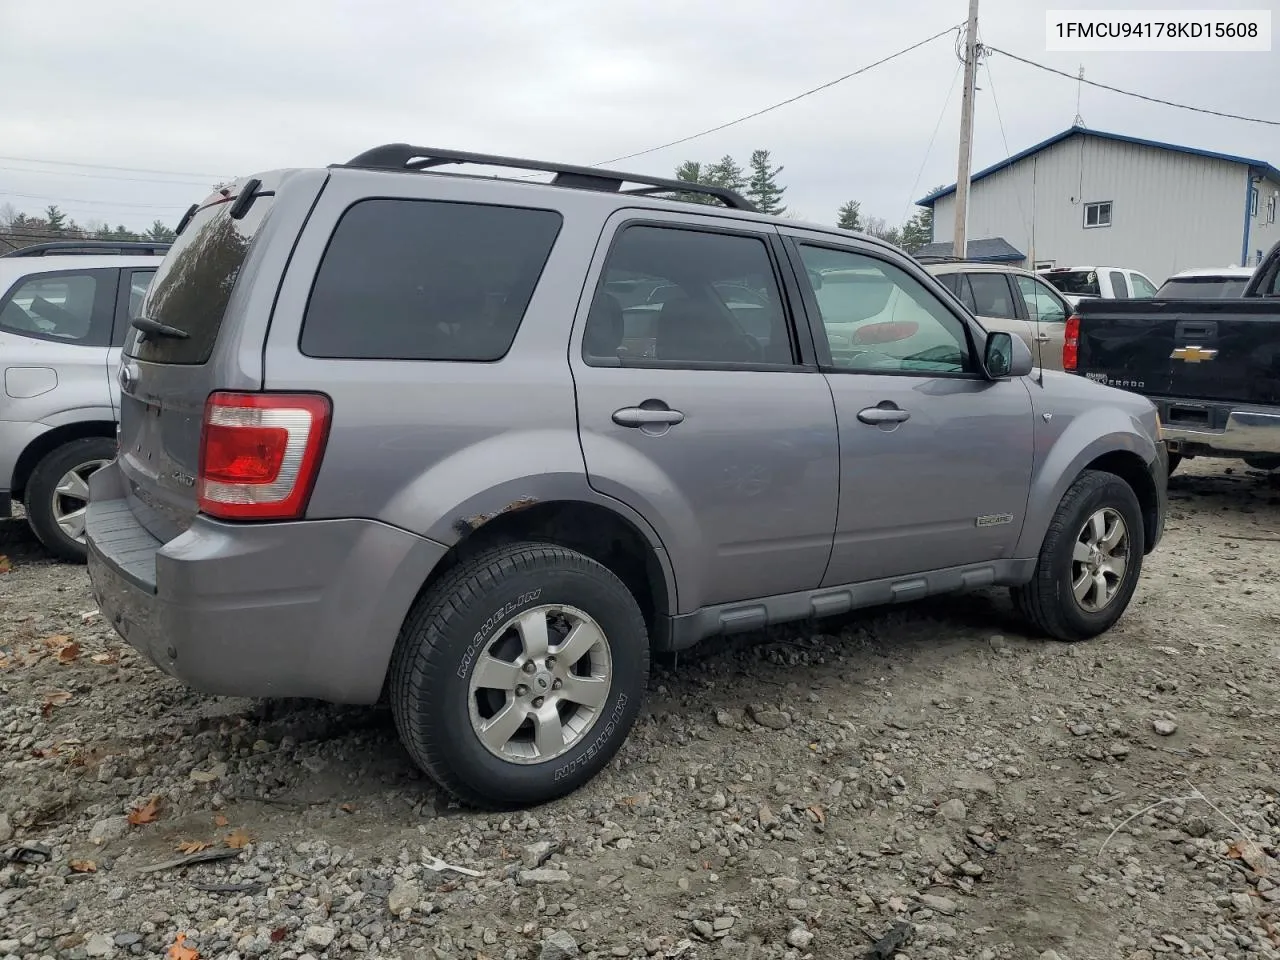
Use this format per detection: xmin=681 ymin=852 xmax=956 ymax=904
xmin=1 ymin=0 xmax=1276 ymax=232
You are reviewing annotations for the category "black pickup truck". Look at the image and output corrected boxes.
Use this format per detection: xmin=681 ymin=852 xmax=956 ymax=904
xmin=1066 ymin=240 xmax=1280 ymax=474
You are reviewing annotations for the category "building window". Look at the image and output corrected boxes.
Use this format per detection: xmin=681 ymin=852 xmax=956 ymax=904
xmin=1034 ymin=261 xmax=1055 ymax=272
xmin=1083 ymin=201 xmax=1112 ymax=229
xmin=1269 ymin=196 xmax=1277 ymax=224
xmin=1251 ymin=186 xmax=1259 ymax=217
xmin=1259 ymin=250 xmax=1266 ymax=267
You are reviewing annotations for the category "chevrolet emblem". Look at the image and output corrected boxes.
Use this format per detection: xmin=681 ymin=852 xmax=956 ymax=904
xmin=1170 ymin=345 xmax=1218 ymax=362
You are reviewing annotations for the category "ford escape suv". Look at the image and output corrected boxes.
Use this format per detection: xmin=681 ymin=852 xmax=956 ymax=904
xmin=85 ymin=144 xmax=1167 ymax=809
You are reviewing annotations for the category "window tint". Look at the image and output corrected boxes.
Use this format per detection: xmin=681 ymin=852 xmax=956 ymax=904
xmin=964 ymin=273 xmax=1018 ymax=319
xmin=797 ymin=245 xmax=972 ymax=375
xmin=0 ymin=272 xmax=100 ymax=342
xmin=1130 ymin=273 xmax=1157 ymax=298
xmin=1109 ymin=270 xmax=1130 ymax=298
xmin=128 ymin=270 xmax=155 ymax=319
xmin=1156 ymin=277 xmax=1250 ymax=299
xmin=1045 ymin=270 xmax=1100 ymax=297
xmin=582 ymin=225 xmax=793 ymax=366
xmin=129 ymin=195 xmax=274 ymax=364
xmin=302 ymin=199 xmax=562 ymax=361
xmin=1014 ymin=275 xmax=1066 ymax=323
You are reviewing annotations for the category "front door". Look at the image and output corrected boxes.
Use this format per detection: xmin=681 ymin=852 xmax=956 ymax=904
xmin=783 ymin=236 xmax=1035 ymax=586
xmin=571 ymin=214 xmax=840 ymax=612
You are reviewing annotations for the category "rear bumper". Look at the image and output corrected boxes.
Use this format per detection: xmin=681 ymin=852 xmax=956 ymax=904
xmin=84 ymin=461 xmax=448 ymax=704
xmin=1155 ymin=398 xmax=1280 ymax=459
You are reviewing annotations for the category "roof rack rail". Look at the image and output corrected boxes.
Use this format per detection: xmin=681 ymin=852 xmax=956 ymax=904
xmin=914 ymin=255 xmax=967 ymax=264
xmin=0 ymin=240 xmax=172 ymax=259
xmin=340 ymin=143 xmax=757 ymax=212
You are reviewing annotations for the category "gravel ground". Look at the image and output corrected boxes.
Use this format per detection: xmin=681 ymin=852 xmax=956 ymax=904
xmin=2 ymin=458 xmax=1279 ymax=960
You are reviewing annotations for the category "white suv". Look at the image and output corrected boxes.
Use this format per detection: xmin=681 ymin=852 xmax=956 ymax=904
xmin=0 ymin=241 xmax=168 ymax=560
xmin=1041 ymin=265 xmax=1158 ymax=307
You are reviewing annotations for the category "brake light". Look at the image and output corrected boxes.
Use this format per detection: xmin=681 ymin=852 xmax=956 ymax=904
xmin=197 ymin=392 xmax=331 ymax=520
xmin=1063 ymin=315 xmax=1081 ymax=371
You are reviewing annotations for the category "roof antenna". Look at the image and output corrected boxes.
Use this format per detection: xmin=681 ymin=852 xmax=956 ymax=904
xmin=1073 ymin=65 xmax=1086 ymax=127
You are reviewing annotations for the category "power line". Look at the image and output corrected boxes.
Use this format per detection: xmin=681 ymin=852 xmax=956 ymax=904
xmin=0 ymin=154 xmax=230 ymax=179
xmin=0 ymin=190 xmax=190 ymax=210
xmin=982 ymin=56 xmax=1033 ymax=243
xmin=595 ymin=24 xmax=963 ymax=166
xmin=986 ymin=45 xmax=1280 ymax=127
xmin=901 ymin=61 xmax=963 ymax=223
xmin=0 ymin=163 xmax=215 ymax=187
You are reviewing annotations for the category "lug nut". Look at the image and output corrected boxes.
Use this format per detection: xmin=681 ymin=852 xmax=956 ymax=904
xmin=545 ymin=656 xmax=556 ymax=668
xmin=522 ymin=661 xmax=536 ymax=674
xmin=533 ymin=697 xmax=545 ymax=708
xmin=516 ymin=685 xmax=528 ymax=697
xmin=552 ymin=679 xmax=562 ymax=690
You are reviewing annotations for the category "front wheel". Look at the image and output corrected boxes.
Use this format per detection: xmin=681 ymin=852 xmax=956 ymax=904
xmin=25 ymin=437 xmax=116 ymax=563
xmin=388 ymin=542 xmax=649 ymax=808
xmin=1013 ymin=470 xmax=1145 ymax=641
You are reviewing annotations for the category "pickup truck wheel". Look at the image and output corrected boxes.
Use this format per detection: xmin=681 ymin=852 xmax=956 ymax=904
xmin=1013 ymin=470 xmax=1144 ymax=642
xmin=25 ymin=437 xmax=116 ymax=564
xmin=1243 ymin=456 xmax=1280 ymax=471
xmin=388 ymin=542 xmax=649 ymax=809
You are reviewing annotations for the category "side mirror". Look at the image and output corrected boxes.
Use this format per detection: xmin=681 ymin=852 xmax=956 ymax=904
xmin=984 ymin=331 xmax=1034 ymax=378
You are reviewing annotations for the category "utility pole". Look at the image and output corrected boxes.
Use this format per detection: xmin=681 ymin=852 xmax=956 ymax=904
xmin=952 ymin=0 xmax=980 ymax=260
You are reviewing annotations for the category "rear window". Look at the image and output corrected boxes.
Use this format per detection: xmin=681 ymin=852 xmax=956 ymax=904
xmin=128 ymin=195 xmax=274 ymax=364
xmin=300 ymin=198 xmax=562 ymax=361
xmin=1045 ymin=270 xmax=1100 ymax=297
xmin=1156 ymin=277 xmax=1250 ymax=299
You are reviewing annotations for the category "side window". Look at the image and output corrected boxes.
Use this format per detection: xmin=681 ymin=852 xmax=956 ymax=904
xmin=1130 ymin=273 xmax=1158 ymax=298
xmin=582 ymin=224 xmax=794 ymax=367
xmin=301 ymin=199 xmax=562 ymax=361
xmin=1109 ymin=270 xmax=1130 ymax=298
xmin=0 ymin=272 xmax=103 ymax=344
xmin=112 ymin=268 xmax=156 ymax=347
xmin=797 ymin=244 xmax=972 ymax=375
xmin=964 ymin=273 xmax=1018 ymax=319
xmin=1014 ymin=275 xmax=1067 ymax=323
xmin=129 ymin=271 xmax=155 ymax=318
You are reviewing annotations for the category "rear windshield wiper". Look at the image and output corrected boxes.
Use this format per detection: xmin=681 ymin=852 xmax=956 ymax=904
xmin=131 ymin=316 xmax=190 ymax=340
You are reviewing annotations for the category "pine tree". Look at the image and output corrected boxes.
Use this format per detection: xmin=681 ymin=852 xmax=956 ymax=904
xmin=836 ymin=200 xmax=862 ymax=232
xmin=705 ymin=155 xmax=747 ymax=193
xmin=45 ymin=205 xmax=67 ymax=233
xmin=899 ymin=208 xmax=934 ymax=254
xmin=674 ymin=160 xmax=716 ymax=204
xmin=146 ymin=220 xmax=177 ymax=242
xmin=746 ymin=150 xmax=786 ymax=215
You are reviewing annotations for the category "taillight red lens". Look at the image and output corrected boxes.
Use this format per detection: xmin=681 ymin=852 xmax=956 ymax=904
xmin=197 ymin=392 xmax=331 ymax=520
xmin=1063 ymin=315 xmax=1080 ymax=371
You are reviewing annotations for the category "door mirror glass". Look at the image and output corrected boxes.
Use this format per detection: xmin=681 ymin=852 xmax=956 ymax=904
xmin=984 ymin=331 xmax=1034 ymax=378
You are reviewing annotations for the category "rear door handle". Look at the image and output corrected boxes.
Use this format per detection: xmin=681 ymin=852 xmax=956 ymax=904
xmin=612 ymin=406 xmax=685 ymax=427
xmin=1034 ymin=333 xmax=1052 ymax=343
xmin=857 ymin=405 xmax=910 ymax=425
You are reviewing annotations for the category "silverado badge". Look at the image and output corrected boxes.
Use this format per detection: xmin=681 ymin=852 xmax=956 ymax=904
xmin=1170 ymin=346 xmax=1218 ymax=362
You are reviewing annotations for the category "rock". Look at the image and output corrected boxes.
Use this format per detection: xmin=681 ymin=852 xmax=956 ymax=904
xmin=713 ymin=917 xmax=734 ymax=931
xmin=960 ymin=861 xmax=984 ymax=877
xmin=522 ymin=840 xmax=554 ymax=868
xmin=1039 ymin=951 xmax=1065 ymax=960
xmin=758 ymin=803 xmax=780 ymax=829
xmin=1152 ymin=718 xmax=1178 ymax=736
xmin=786 ymin=927 xmax=814 ymax=949
xmin=88 ymin=817 xmax=129 ymax=844
xmin=920 ymin=894 xmax=958 ymax=915
xmin=1231 ymin=892 xmax=1255 ymax=914
xmin=387 ymin=879 xmax=420 ymax=915
xmin=189 ymin=761 xmax=227 ymax=783
xmin=937 ymin=798 xmax=967 ymax=821
xmin=1069 ymin=723 xmax=1093 ymax=737
xmin=84 ymin=934 xmax=114 ymax=958
xmin=715 ymin=709 xmax=738 ymax=728
xmin=707 ymin=792 xmax=727 ymax=811
xmin=303 ymin=926 xmax=336 ymax=950
xmin=1108 ymin=742 xmax=1131 ymax=758
xmin=748 ymin=705 xmax=791 ymax=730
xmin=539 ymin=930 xmax=580 ymax=960
xmin=113 ymin=934 xmax=141 ymax=948
xmin=692 ymin=920 xmax=714 ymax=939
xmin=519 ymin=868 xmax=572 ymax=884
xmin=0 ymin=813 xmax=11 ymax=843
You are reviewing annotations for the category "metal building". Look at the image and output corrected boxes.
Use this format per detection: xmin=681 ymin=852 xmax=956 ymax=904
xmin=916 ymin=126 xmax=1280 ymax=286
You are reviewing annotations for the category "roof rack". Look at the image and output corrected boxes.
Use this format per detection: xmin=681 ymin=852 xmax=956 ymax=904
xmin=0 ymin=240 xmax=172 ymax=259
xmin=340 ymin=143 xmax=757 ymax=212
xmin=914 ymin=255 xmax=967 ymax=264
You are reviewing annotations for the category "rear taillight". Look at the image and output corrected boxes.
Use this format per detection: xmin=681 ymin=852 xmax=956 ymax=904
xmin=197 ymin=392 xmax=331 ymax=520
xmin=1063 ymin=315 xmax=1080 ymax=371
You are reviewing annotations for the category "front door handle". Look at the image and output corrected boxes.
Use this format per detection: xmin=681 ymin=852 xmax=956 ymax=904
xmin=613 ymin=406 xmax=686 ymax=427
xmin=1034 ymin=333 xmax=1052 ymax=343
xmin=857 ymin=405 xmax=910 ymax=425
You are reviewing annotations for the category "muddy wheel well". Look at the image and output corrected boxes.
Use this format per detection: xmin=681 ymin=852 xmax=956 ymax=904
xmin=11 ymin=422 xmax=116 ymax=503
xmin=425 ymin=501 xmax=671 ymax=640
xmin=1085 ymin=450 xmax=1159 ymax=553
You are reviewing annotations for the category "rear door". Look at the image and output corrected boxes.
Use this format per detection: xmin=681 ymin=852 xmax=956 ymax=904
xmin=571 ymin=211 xmax=839 ymax=612
xmin=1012 ymin=273 xmax=1069 ymax=370
xmin=1108 ymin=270 xmax=1131 ymax=299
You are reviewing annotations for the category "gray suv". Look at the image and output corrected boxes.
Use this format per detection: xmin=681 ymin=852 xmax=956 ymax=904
xmin=84 ymin=145 xmax=1167 ymax=809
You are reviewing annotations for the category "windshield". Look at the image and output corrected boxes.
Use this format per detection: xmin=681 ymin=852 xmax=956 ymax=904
xmin=1156 ymin=277 xmax=1250 ymax=299
xmin=126 ymin=193 xmax=274 ymax=364
xmin=1044 ymin=270 xmax=1100 ymax=296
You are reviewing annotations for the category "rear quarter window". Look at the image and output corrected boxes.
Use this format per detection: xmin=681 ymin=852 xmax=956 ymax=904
xmin=300 ymin=198 xmax=563 ymax=361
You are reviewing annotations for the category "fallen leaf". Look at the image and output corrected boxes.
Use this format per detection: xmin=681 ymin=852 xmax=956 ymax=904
xmin=175 ymin=840 xmax=212 ymax=854
xmin=128 ymin=795 xmax=163 ymax=826
xmin=807 ymin=804 xmax=826 ymax=825
xmin=167 ymin=932 xmax=199 ymax=960
xmin=90 ymin=650 xmax=120 ymax=666
xmin=224 ymin=828 xmax=251 ymax=849
xmin=269 ymin=928 xmax=288 ymax=943
xmin=41 ymin=690 xmax=72 ymax=718
xmin=213 ymin=814 xmax=229 ymax=828
xmin=618 ymin=796 xmax=640 ymax=807
xmin=1227 ymin=840 xmax=1247 ymax=860
xmin=0 ymin=656 xmax=10 ymax=671
xmin=339 ymin=803 xmax=356 ymax=814
xmin=68 ymin=859 xmax=97 ymax=873
xmin=0 ymin=555 xmax=10 ymax=574
xmin=57 ymin=642 xmax=81 ymax=664
xmin=42 ymin=634 xmax=73 ymax=651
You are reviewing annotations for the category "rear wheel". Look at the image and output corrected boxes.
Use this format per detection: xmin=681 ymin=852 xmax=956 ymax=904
xmin=389 ymin=542 xmax=649 ymax=808
xmin=25 ymin=437 xmax=116 ymax=563
xmin=1013 ymin=470 xmax=1144 ymax=641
